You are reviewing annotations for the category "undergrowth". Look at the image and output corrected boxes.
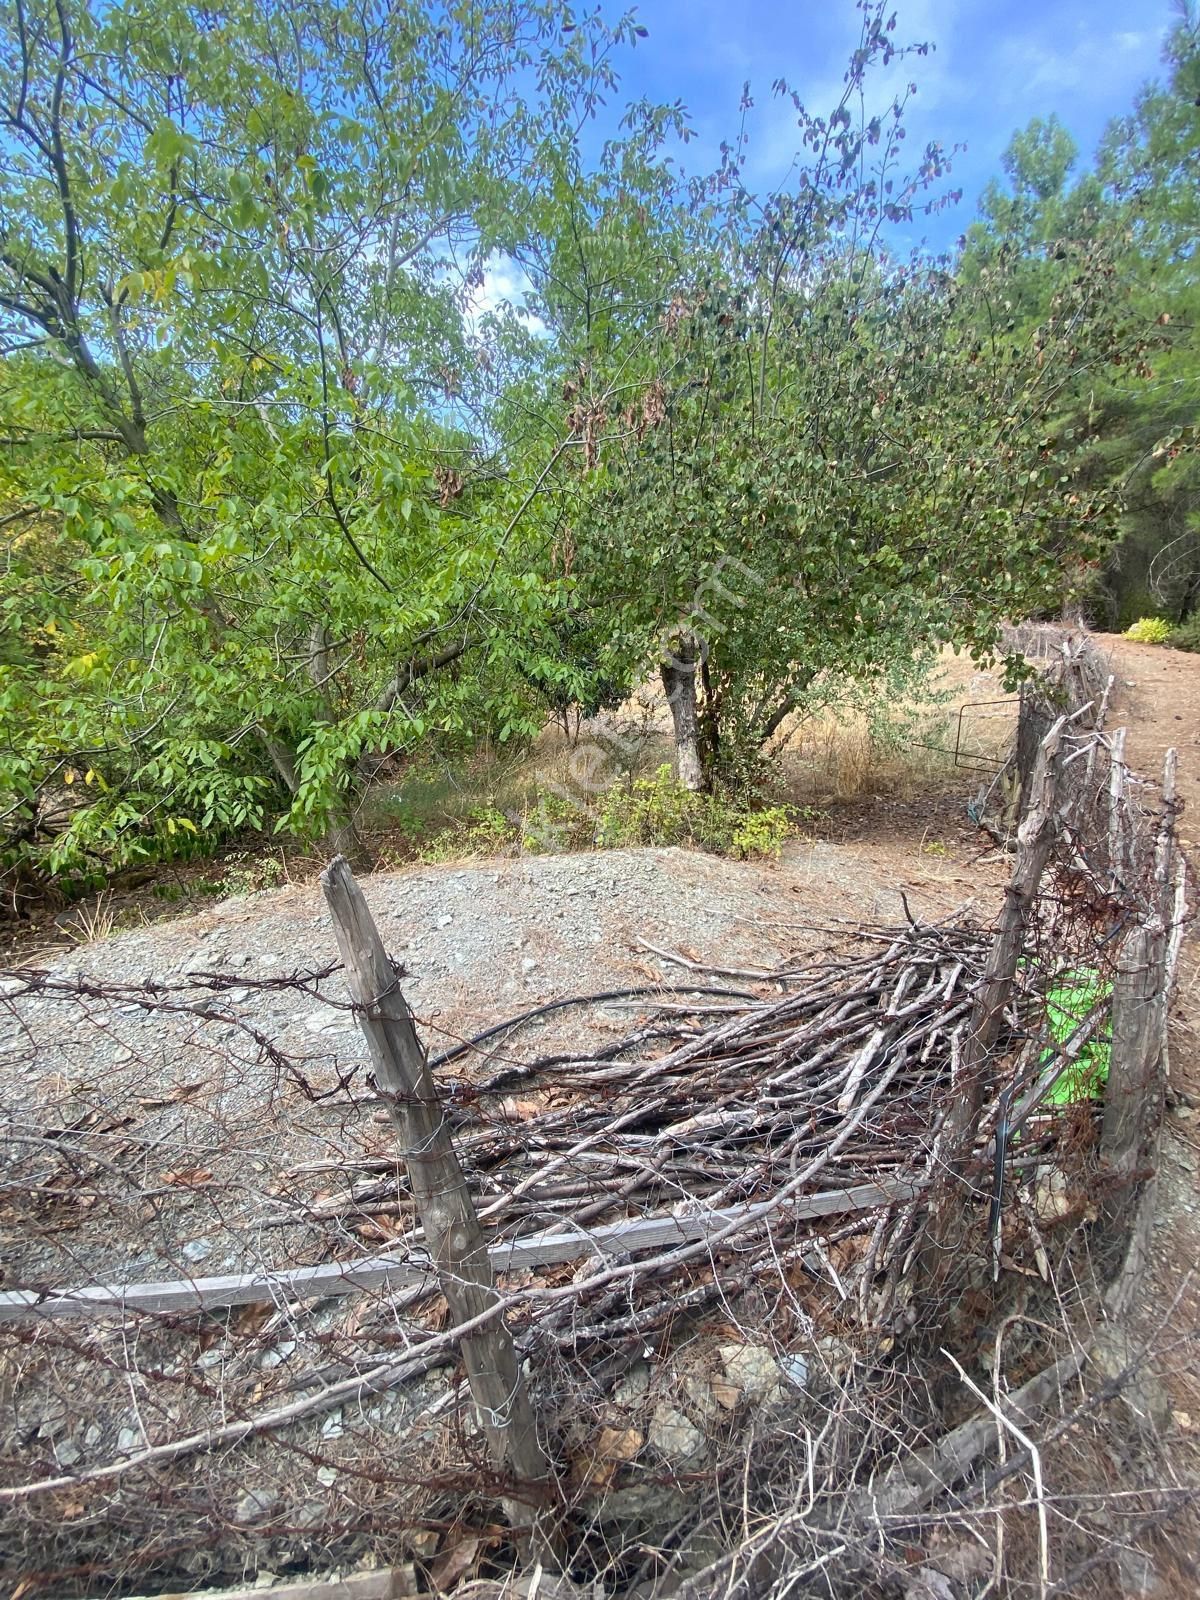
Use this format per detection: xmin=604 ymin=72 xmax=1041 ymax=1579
xmin=1124 ymin=612 xmax=1200 ymax=651
xmin=596 ymin=765 xmax=796 ymax=860
xmin=1124 ymin=615 xmax=1173 ymax=644
xmin=375 ymin=765 xmax=802 ymax=865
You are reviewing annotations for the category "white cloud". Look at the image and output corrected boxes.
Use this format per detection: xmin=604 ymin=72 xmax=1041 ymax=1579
xmin=463 ymin=253 xmax=546 ymax=337
xmin=992 ymin=21 xmax=1167 ymax=106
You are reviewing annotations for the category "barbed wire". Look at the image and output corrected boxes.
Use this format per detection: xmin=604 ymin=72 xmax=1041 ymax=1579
xmin=0 ymin=704 xmax=1194 ymax=1598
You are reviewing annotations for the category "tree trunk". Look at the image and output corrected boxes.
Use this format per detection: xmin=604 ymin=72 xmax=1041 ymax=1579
xmin=662 ymin=633 xmax=707 ymax=791
xmin=259 ymin=730 xmax=300 ymax=798
xmin=261 ymin=727 xmax=371 ymax=869
xmin=327 ymin=807 xmax=373 ymax=871
xmin=699 ymin=657 xmax=722 ymax=771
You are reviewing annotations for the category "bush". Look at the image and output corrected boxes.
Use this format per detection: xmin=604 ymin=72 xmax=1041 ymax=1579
xmin=1171 ymin=614 xmax=1200 ymax=653
xmin=416 ymin=806 xmax=515 ymax=863
xmin=729 ymin=807 xmax=794 ymax=860
xmin=597 ymin=765 xmax=795 ymax=860
xmin=1124 ymin=616 xmax=1173 ymax=644
xmin=219 ymin=851 xmax=286 ymax=897
xmin=521 ymin=788 xmax=597 ymax=854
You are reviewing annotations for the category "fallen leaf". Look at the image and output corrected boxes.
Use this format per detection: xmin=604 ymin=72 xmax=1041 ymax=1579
xmin=160 ymin=1168 xmax=213 ymax=1188
xmin=498 ymin=1097 xmax=545 ymax=1120
xmin=420 ymin=1294 xmax=449 ymax=1331
xmin=234 ymin=1301 xmax=275 ymax=1337
xmin=572 ymin=1451 xmax=617 ymax=1492
xmin=355 ymin=1213 xmax=405 ymax=1242
xmin=138 ymin=1081 xmax=205 ymax=1108
xmin=596 ymin=1425 xmax=642 ymax=1463
xmin=572 ymin=1426 xmax=643 ymax=1491
xmin=430 ymin=1534 xmax=482 ymax=1592
xmin=495 ymin=1269 xmax=536 ymax=1293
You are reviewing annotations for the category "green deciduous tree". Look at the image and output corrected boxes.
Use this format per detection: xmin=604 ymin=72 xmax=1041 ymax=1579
xmin=961 ymin=7 xmax=1200 ymax=628
xmin=1097 ymin=4 xmax=1200 ymax=623
xmin=514 ymin=3 xmax=1137 ymax=789
xmin=0 ymin=0 xmax=642 ymax=886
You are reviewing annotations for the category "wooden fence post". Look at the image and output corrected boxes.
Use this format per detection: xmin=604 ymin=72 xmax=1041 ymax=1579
xmin=320 ymin=856 xmax=558 ymax=1556
xmin=940 ymin=719 xmax=1068 ymax=1158
xmin=913 ymin=718 xmax=1068 ymax=1292
xmin=1101 ymin=923 xmax=1166 ymax=1213
xmin=1100 ymin=750 xmax=1178 ymax=1304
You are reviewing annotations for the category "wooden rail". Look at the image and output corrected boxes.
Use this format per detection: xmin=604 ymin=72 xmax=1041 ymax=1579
xmin=0 ymin=1179 xmax=917 ymax=1323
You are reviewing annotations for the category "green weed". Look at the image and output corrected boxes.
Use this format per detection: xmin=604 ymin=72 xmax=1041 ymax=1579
xmin=1124 ymin=616 xmax=1173 ymax=644
xmin=597 ymin=765 xmax=795 ymax=860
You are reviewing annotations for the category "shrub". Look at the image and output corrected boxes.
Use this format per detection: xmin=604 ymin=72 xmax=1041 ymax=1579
xmin=597 ymin=765 xmax=692 ymax=849
xmin=1171 ymin=614 xmax=1200 ymax=653
xmin=729 ymin=806 xmax=794 ymax=860
xmin=416 ymin=806 xmax=515 ymax=863
xmin=1124 ymin=616 xmax=1173 ymax=644
xmin=521 ymin=788 xmax=597 ymax=854
xmin=597 ymin=765 xmax=795 ymax=861
xmin=219 ymin=852 xmax=287 ymax=898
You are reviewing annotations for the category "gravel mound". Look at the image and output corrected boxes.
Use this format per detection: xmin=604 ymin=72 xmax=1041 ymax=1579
xmin=1 ymin=844 xmax=975 ymax=1288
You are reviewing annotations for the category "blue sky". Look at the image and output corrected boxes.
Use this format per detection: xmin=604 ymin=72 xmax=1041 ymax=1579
xmin=611 ymin=0 xmax=1177 ymax=251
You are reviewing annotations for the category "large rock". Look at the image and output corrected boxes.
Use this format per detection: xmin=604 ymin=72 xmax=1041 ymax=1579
xmin=648 ymin=1399 xmax=708 ymax=1467
xmin=716 ymin=1343 xmax=787 ymax=1407
xmin=598 ymin=1483 xmax=693 ymax=1536
xmin=234 ymin=1486 xmax=281 ymax=1525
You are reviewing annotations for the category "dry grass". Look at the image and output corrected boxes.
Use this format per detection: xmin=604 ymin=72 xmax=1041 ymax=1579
xmin=774 ymin=650 xmax=1019 ymax=804
xmin=363 ymin=653 xmax=1021 ymax=856
xmin=54 ymin=890 xmax=152 ymax=945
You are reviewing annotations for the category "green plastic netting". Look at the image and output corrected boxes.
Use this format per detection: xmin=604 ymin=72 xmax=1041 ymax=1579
xmin=1040 ymin=968 xmax=1112 ymax=1106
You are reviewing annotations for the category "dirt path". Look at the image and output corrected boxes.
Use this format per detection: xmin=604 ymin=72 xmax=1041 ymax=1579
xmin=1096 ymin=634 xmax=1200 ymax=854
xmin=1092 ymin=638 xmax=1200 ymax=1594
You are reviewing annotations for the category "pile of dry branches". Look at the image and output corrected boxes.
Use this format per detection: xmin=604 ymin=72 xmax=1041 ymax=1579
xmin=0 ymin=911 xmax=1123 ymax=1597
xmin=310 ymin=921 xmax=986 ymax=1259
xmin=0 ymin=707 xmax=1193 ymax=1600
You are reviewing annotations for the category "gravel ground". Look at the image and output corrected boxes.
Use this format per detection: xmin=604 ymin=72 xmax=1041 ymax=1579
xmin=1 ymin=842 xmax=995 ymax=1292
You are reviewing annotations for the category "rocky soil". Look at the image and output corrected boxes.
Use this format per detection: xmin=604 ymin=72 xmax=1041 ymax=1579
xmin=1 ymin=841 xmax=1005 ymax=1286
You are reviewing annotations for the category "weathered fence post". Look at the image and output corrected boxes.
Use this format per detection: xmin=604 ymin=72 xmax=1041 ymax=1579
xmin=914 ymin=718 xmax=1068 ymax=1291
xmin=1100 ymin=923 xmax=1165 ymax=1218
xmin=1100 ymin=750 xmax=1179 ymax=1306
xmin=320 ymin=856 xmax=559 ymax=1557
xmin=943 ymin=720 xmax=1068 ymax=1150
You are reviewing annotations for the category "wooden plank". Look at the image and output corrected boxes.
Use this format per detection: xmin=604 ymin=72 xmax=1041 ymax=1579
xmin=0 ymin=1179 xmax=918 ymax=1323
xmin=107 ymin=1565 xmax=418 ymax=1600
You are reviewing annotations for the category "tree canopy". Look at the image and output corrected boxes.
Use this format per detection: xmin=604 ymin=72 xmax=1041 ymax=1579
xmin=962 ymin=5 xmax=1200 ymax=627
xmin=0 ymin=0 xmax=1185 ymax=889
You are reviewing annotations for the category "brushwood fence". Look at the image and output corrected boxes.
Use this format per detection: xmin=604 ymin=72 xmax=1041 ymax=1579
xmin=0 ymin=688 xmax=1192 ymax=1599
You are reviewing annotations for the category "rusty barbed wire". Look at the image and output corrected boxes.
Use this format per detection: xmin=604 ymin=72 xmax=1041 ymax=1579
xmin=0 ymin=711 xmax=1194 ymax=1598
